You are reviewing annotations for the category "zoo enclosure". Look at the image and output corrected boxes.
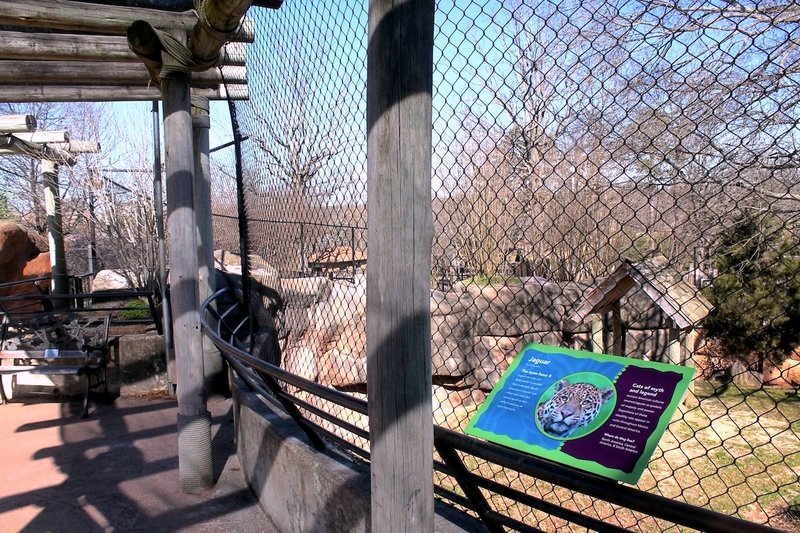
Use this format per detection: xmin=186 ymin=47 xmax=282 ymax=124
xmin=211 ymin=1 xmax=800 ymax=531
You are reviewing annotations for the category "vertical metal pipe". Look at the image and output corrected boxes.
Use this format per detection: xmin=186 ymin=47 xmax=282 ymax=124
xmin=152 ymin=100 xmax=175 ymax=394
xmin=87 ymin=189 xmax=97 ymax=281
xmin=225 ymin=95 xmax=252 ymax=343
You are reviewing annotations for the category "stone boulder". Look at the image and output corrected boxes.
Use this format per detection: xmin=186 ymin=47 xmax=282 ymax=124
xmin=214 ymin=249 xmax=280 ymax=291
xmin=22 ymin=252 xmax=50 ymax=278
xmin=91 ymin=269 xmax=133 ymax=292
xmin=0 ymin=222 xmax=39 ymax=280
xmin=0 ymin=223 xmax=48 ymax=313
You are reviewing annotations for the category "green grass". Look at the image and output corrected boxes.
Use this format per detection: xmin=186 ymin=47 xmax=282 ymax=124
xmin=119 ymin=299 xmax=151 ymax=320
xmin=441 ymin=381 xmax=800 ymax=531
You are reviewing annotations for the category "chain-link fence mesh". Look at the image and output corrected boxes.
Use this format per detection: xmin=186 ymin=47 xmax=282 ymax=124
xmin=212 ymin=1 xmax=800 ymax=531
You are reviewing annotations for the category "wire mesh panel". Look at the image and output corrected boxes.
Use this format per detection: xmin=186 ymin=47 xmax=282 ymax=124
xmin=212 ymin=1 xmax=800 ymax=531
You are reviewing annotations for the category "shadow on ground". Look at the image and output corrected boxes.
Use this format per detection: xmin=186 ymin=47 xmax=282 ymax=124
xmin=0 ymin=395 xmax=276 ymax=532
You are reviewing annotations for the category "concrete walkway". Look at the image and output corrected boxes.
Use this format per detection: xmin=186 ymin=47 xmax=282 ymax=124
xmin=0 ymin=394 xmax=278 ymax=532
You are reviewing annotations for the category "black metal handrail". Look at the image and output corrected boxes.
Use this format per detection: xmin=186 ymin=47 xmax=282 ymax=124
xmin=199 ymin=287 xmax=783 ymax=533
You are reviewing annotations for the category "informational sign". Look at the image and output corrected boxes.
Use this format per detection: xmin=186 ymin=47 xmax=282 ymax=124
xmin=465 ymin=343 xmax=694 ymax=483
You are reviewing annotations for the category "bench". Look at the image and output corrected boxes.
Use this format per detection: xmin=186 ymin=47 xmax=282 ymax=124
xmin=0 ymin=312 xmax=111 ymax=417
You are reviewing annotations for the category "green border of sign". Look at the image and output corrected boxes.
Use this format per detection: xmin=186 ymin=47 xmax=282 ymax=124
xmin=464 ymin=343 xmax=695 ymax=483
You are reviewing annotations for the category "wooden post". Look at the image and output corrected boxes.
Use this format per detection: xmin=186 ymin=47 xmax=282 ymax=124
xmin=191 ymin=94 xmax=222 ymax=390
xmin=161 ymin=58 xmax=212 ymax=493
xmin=41 ymin=160 xmax=68 ymax=303
xmin=366 ymin=0 xmax=435 ymax=531
xmin=591 ymin=313 xmax=604 ymax=354
xmin=667 ymin=322 xmax=681 ymax=365
xmin=682 ymin=328 xmax=697 ymax=405
xmin=611 ymin=301 xmax=623 ymax=356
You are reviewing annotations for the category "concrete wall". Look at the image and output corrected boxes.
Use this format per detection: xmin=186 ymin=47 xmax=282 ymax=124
xmin=232 ymin=377 xmax=485 ymax=533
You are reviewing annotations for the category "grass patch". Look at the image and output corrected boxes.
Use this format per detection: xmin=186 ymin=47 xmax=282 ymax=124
xmin=119 ymin=299 xmax=151 ymax=320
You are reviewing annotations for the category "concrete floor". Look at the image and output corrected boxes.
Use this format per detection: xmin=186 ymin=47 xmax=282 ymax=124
xmin=0 ymin=394 xmax=278 ymax=532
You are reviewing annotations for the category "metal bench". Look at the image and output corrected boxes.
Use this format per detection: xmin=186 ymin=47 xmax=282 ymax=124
xmin=0 ymin=312 xmax=111 ymax=417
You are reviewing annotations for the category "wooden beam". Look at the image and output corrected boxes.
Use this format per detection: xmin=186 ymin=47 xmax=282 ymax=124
xmin=366 ymin=0 xmax=436 ymax=530
xmin=52 ymin=140 xmax=102 ymax=153
xmin=0 ymin=84 xmax=249 ymax=102
xmin=0 ymin=31 xmax=246 ymax=65
xmin=0 ymin=0 xmax=254 ymax=42
xmin=0 ymin=61 xmax=246 ymax=86
xmin=0 ymin=114 xmax=36 ymax=133
xmin=14 ymin=131 xmax=69 ymax=143
xmin=68 ymin=0 xmax=281 ymax=10
xmin=190 ymin=0 xmax=254 ymax=65
xmin=0 ymin=134 xmax=74 ymax=163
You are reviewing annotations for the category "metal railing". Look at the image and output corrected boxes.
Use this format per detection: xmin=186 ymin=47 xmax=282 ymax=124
xmin=201 ymin=287 xmax=783 ymax=533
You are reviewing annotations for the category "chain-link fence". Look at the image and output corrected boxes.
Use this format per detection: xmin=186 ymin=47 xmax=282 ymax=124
xmin=212 ymin=1 xmax=800 ymax=531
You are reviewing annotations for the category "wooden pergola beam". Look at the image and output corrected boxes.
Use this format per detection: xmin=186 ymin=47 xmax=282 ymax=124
xmin=0 ymin=134 xmax=75 ymax=164
xmin=69 ymin=0 xmax=281 ymax=10
xmin=0 ymin=0 xmax=254 ymax=42
xmin=0 ymin=84 xmax=249 ymax=102
xmin=0 ymin=31 xmax=246 ymax=65
xmin=189 ymin=0 xmax=254 ymax=65
xmin=0 ymin=114 xmax=36 ymax=133
xmin=0 ymin=61 xmax=246 ymax=86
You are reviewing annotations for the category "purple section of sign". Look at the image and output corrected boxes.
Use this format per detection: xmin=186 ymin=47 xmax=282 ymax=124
xmin=561 ymin=366 xmax=683 ymax=473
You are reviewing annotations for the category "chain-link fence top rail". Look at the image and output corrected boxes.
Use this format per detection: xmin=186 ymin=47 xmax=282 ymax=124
xmin=211 ymin=1 xmax=800 ymax=531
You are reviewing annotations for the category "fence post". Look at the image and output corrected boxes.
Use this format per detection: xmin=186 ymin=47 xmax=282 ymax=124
xmin=41 ymin=159 xmax=68 ymax=305
xmin=151 ymin=100 xmax=176 ymax=394
xmin=367 ymin=0 xmax=436 ymax=530
xmin=192 ymin=94 xmax=223 ymax=391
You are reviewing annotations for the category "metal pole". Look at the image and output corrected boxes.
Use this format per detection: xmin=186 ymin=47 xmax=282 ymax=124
xmin=152 ymin=100 xmax=175 ymax=394
xmin=87 ymin=189 xmax=97 ymax=279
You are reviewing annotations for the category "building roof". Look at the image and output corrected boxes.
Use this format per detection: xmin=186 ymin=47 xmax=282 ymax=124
xmin=569 ymin=254 xmax=713 ymax=330
xmin=308 ymin=246 xmax=366 ymax=268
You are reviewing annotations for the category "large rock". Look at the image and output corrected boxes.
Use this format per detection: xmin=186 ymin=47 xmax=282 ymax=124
xmin=214 ymin=249 xmax=280 ymax=291
xmin=730 ymin=360 xmax=763 ymax=388
xmin=0 ymin=224 xmax=47 ymax=313
xmin=22 ymin=252 xmax=50 ymax=278
xmin=0 ymin=222 xmax=39 ymax=279
xmin=91 ymin=269 xmax=133 ymax=292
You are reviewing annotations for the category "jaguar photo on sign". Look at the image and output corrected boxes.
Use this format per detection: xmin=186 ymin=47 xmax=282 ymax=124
xmin=465 ymin=344 xmax=694 ymax=483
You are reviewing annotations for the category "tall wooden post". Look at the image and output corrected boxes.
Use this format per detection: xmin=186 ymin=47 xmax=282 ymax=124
xmin=366 ymin=1 xmax=435 ymax=531
xmin=191 ymin=94 xmax=222 ymax=390
xmin=41 ymin=159 xmax=68 ymax=303
xmin=162 ymin=63 xmax=212 ymax=492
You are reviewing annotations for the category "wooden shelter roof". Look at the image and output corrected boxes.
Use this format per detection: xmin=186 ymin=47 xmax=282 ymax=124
xmin=569 ymin=254 xmax=713 ymax=330
xmin=308 ymin=246 xmax=367 ymax=268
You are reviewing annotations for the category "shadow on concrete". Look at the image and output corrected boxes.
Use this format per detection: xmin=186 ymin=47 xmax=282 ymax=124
xmin=0 ymin=396 xmax=275 ymax=532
